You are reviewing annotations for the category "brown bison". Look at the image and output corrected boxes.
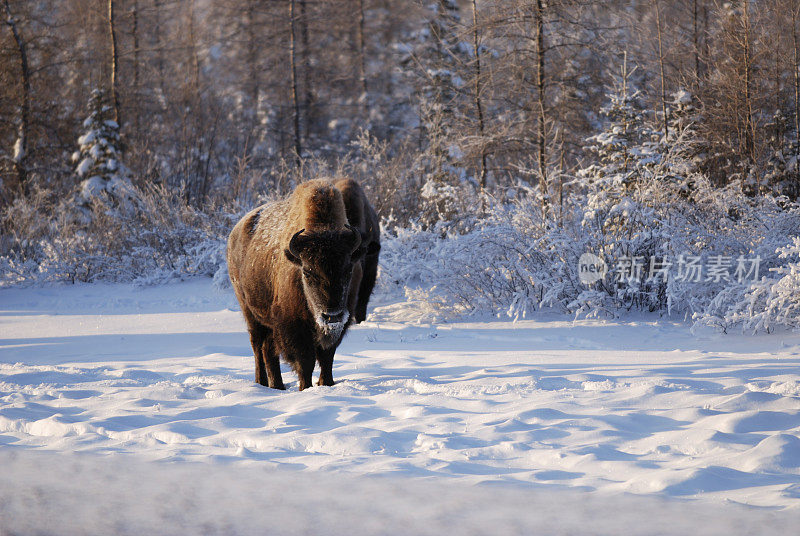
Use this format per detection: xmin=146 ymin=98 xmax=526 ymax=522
xmin=227 ymin=179 xmax=380 ymax=390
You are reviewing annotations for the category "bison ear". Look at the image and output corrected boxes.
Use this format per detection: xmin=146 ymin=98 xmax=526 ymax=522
xmin=284 ymin=248 xmax=302 ymax=266
xmin=286 ymin=228 xmax=307 ymax=266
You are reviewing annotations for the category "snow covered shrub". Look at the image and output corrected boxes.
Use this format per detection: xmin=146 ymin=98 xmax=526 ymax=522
xmin=693 ymin=227 xmax=800 ymax=333
xmin=0 ymin=181 xmax=234 ymax=287
xmin=747 ymin=238 xmax=800 ymax=331
xmin=0 ymin=183 xmax=96 ymax=284
xmin=419 ymin=168 xmax=480 ymax=231
xmin=379 ymin=167 xmax=800 ymax=325
xmin=347 ymin=131 xmax=423 ymax=226
xmin=678 ymin=170 xmax=800 ymax=331
xmin=377 ymin=192 xmax=592 ymax=321
xmin=115 ymin=185 xmax=233 ymax=284
xmin=377 ymin=71 xmax=800 ymax=328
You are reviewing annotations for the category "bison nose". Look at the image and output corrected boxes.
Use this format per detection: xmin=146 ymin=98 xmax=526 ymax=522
xmin=321 ymin=311 xmax=345 ymax=324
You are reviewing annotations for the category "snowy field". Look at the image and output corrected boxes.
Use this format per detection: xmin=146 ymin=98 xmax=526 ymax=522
xmin=2 ymin=279 xmax=800 ymax=533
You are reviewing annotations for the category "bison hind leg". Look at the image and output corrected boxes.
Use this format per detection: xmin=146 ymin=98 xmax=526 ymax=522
xmin=247 ymin=323 xmax=269 ymax=387
xmin=355 ymin=252 xmax=379 ymax=323
xmin=244 ymin=308 xmax=284 ymax=389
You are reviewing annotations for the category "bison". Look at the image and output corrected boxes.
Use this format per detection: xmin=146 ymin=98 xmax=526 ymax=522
xmin=227 ymin=178 xmax=380 ymax=390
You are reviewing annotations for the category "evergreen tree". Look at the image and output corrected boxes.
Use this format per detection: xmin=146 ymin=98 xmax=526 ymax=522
xmin=651 ymin=89 xmax=707 ymax=195
xmin=764 ymin=109 xmax=799 ymax=199
xmin=71 ymin=89 xmax=138 ymax=219
xmin=578 ymin=67 xmax=654 ymax=227
xmin=577 ymin=66 xmax=675 ymax=310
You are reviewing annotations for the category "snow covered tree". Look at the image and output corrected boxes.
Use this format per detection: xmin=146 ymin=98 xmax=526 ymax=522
xmin=645 ymin=89 xmax=708 ymax=196
xmin=402 ymin=0 xmax=475 ymax=227
xmin=764 ymin=109 xmax=799 ymax=199
xmin=577 ymin=65 xmax=673 ymax=309
xmin=412 ymin=0 xmax=464 ymax=137
xmin=667 ymin=91 xmax=705 ymax=163
xmin=72 ymin=89 xmax=138 ymax=219
xmin=578 ymin=65 xmax=654 ymax=224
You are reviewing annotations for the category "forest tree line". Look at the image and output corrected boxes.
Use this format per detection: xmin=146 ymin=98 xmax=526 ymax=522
xmin=5 ymin=1 xmax=800 ymax=330
xmin=1 ymin=0 xmax=799 ymax=211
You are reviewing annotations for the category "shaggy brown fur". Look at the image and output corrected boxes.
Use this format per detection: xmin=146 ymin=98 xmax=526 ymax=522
xmin=334 ymin=178 xmax=380 ymax=323
xmin=227 ymin=179 xmax=365 ymax=390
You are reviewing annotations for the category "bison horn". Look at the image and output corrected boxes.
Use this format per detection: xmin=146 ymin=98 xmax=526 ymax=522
xmin=344 ymin=224 xmax=362 ymax=252
xmin=288 ymin=229 xmax=307 ymax=258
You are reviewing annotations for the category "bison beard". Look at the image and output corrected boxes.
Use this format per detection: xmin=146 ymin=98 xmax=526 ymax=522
xmin=226 ymin=179 xmax=380 ymax=391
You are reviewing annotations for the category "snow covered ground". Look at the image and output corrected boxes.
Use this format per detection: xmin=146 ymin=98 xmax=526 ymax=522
xmin=2 ymin=279 xmax=800 ymax=533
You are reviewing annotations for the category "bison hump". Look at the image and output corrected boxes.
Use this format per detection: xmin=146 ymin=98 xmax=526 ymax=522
xmin=293 ymin=180 xmax=348 ymax=230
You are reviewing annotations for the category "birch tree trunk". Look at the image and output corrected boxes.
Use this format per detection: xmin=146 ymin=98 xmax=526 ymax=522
xmin=471 ymin=0 xmax=487 ymax=190
xmin=245 ymin=1 xmax=260 ymax=128
xmin=792 ymin=1 xmax=800 ymax=166
xmin=357 ymin=0 xmax=368 ymax=117
xmin=154 ymin=0 xmax=165 ymax=97
xmin=299 ymin=0 xmax=313 ymax=139
xmin=108 ymin=0 xmax=122 ymax=132
xmin=693 ymin=0 xmax=700 ymax=83
xmin=132 ymin=0 xmax=140 ymax=133
xmin=290 ymin=0 xmax=303 ymax=167
xmin=2 ymin=0 xmax=31 ymax=194
xmin=653 ymin=0 xmax=668 ymax=138
xmin=534 ymin=0 xmax=547 ymax=204
xmin=742 ymin=1 xmax=755 ymax=166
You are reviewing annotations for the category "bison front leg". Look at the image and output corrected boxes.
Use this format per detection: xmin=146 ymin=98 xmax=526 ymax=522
xmin=277 ymin=321 xmax=317 ymax=391
xmin=262 ymin=331 xmax=285 ymax=390
xmin=295 ymin=355 xmax=316 ymax=391
xmin=316 ymin=346 xmax=336 ymax=387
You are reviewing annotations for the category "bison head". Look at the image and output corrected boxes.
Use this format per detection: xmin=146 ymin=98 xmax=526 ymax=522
xmin=285 ymin=225 xmax=363 ymax=339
